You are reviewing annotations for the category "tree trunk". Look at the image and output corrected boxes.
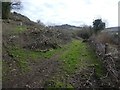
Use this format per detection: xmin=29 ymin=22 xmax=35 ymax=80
xmin=2 ymin=2 xmax=11 ymax=19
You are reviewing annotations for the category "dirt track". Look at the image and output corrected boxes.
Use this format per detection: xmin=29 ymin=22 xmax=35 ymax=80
xmin=24 ymin=54 xmax=61 ymax=88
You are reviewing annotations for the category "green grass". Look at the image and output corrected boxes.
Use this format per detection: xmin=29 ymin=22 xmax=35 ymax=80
xmin=48 ymin=39 xmax=105 ymax=88
xmin=8 ymin=47 xmax=30 ymax=72
xmin=80 ymin=43 xmax=105 ymax=77
xmin=59 ymin=40 xmax=83 ymax=74
xmin=8 ymin=25 xmax=28 ymax=35
xmin=7 ymin=39 xmax=104 ymax=76
xmin=3 ymin=39 xmax=105 ymax=87
xmin=5 ymin=39 xmax=71 ymax=73
xmin=54 ymin=80 xmax=73 ymax=88
xmin=59 ymin=40 xmax=104 ymax=76
xmin=7 ymin=46 xmax=62 ymax=72
xmin=14 ymin=26 xmax=27 ymax=34
xmin=44 ymin=80 xmax=73 ymax=88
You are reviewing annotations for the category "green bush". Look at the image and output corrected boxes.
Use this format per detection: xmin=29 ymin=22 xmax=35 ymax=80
xmin=93 ymin=19 xmax=105 ymax=34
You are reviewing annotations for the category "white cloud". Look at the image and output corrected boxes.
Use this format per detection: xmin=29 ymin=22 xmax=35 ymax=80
xmin=16 ymin=0 xmax=119 ymax=27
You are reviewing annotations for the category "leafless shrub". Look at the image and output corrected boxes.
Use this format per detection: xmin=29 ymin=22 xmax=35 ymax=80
xmin=36 ymin=20 xmax=45 ymax=26
xmin=89 ymin=31 xmax=119 ymax=87
xmin=94 ymin=32 xmax=118 ymax=45
xmin=76 ymin=25 xmax=93 ymax=39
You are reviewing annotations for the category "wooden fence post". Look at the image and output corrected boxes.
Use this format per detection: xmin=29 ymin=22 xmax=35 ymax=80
xmin=105 ymin=43 xmax=108 ymax=55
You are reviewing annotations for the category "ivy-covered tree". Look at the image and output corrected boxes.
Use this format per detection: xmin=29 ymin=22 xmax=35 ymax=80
xmin=93 ymin=19 xmax=105 ymax=33
xmin=2 ymin=2 xmax=11 ymax=19
xmin=2 ymin=1 xmax=22 ymax=19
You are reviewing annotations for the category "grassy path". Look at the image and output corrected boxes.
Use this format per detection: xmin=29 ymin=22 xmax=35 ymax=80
xmin=3 ymin=39 xmax=105 ymax=88
xmin=44 ymin=39 xmax=105 ymax=88
xmin=59 ymin=40 xmax=104 ymax=76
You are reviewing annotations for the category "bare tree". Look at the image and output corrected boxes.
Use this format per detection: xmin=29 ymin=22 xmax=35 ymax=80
xmin=37 ymin=20 xmax=45 ymax=26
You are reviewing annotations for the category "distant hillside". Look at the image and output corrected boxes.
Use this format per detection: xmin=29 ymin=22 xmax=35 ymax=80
xmin=105 ymin=27 xmax=118 ymax=32
xmin=101 ymin=27 xmax=118 ymax=35
xmin=3 ymin=12 xmax=75 ymax=51
xmin=49 ymin=24 xmax=82 ymax=30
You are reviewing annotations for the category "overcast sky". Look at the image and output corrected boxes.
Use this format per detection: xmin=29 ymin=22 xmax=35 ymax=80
xmin=15 ymin=0 xmax=119 ymax=27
